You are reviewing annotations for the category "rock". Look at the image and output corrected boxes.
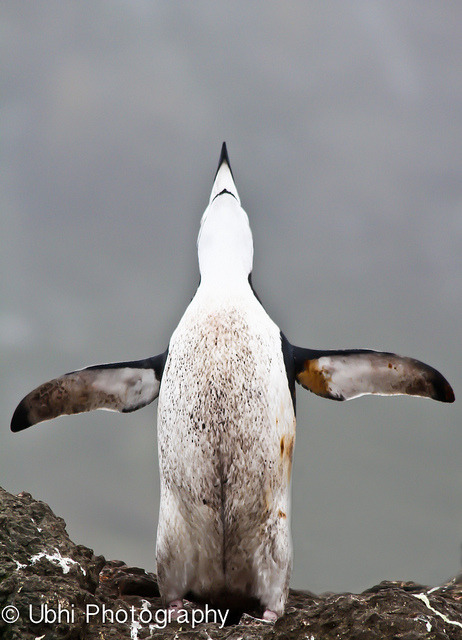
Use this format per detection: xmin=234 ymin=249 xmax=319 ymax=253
xmin=1 ymin=486 xmax=461 ymax=639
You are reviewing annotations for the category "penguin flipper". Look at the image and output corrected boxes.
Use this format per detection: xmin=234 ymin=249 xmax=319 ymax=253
xmin=292 ymin=347 xmax=454 ymax=403
xmin=11 ymin=351 xmax=168 ymax=432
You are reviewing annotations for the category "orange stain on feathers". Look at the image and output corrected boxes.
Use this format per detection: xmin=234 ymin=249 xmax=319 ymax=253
xmin=296 ymin=359 xmax=332 ymax=398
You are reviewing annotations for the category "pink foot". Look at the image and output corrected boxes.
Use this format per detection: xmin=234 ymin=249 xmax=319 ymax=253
xmin=167 ymin=599 xmax=184 ymax=620
xmin=262 ymin=609 xmax=278 ymax=622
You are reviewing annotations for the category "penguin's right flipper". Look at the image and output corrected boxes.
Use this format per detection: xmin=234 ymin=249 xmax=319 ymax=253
xmin=11 ymin=351 xmax=168 ymax=432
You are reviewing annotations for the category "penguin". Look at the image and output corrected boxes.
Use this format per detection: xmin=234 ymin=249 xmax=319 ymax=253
xmin=11 ymin=143 xmax=455 ymax=620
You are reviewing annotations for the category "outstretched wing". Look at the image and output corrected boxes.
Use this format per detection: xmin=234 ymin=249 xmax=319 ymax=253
xmin=11 ymin=351 xmax=168 ymax=432
xmin=292 ymin=347 xmax=454 ymax=403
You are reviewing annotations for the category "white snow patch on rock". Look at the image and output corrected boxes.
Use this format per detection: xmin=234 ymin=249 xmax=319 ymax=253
xmin=30 ymin=548 xmax=87 ymax=576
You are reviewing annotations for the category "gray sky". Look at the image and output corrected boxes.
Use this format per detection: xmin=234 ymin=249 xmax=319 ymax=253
xmin=1 ymin=1 xmax=461 ymax=593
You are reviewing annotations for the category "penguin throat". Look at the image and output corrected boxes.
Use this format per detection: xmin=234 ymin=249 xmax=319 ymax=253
xmin=212 ymin=188 xmax=238 ymax=203
xmin=199 ymin=244 xmax=253 ymax=287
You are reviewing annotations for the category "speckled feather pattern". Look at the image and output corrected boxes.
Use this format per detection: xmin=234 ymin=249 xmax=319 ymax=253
xmin=156 ymin=287 xmax=295 ymax=614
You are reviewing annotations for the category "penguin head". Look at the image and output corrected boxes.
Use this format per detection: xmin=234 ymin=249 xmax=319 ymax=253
xmin=198 ymin=143 xmax=254 ymax=285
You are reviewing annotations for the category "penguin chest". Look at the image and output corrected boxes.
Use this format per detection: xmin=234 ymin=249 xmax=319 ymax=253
xmin=157 ymin=301 xmax=296 ymax=521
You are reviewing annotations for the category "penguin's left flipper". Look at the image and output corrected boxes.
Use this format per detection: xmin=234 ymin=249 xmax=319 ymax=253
xmin=11 ymin=351 xmax=168 ymax=432
xmin=293 ymin=347 xmax=455 ymax=403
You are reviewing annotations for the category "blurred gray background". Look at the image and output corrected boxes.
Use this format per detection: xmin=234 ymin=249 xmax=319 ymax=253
xmin=1 ymin=2 xmax=461 ymax=594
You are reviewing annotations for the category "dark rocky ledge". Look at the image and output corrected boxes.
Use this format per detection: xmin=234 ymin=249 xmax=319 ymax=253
xmin=1 ymin=486 xmax=461 ymax=640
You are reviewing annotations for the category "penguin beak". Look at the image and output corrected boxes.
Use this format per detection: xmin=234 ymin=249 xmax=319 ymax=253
xmin=209 ymin=142 xmax=241 ymax=205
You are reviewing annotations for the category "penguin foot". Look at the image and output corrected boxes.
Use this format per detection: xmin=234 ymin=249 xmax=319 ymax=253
xmin=262 ymin=609 xmax=278 ymax=622
xmin=167 ymin=599 xmax=184 ymax=619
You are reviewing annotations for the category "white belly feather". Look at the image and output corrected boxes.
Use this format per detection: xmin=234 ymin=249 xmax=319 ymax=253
xmin=156 ymin=290 xmax=295 ymax=611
